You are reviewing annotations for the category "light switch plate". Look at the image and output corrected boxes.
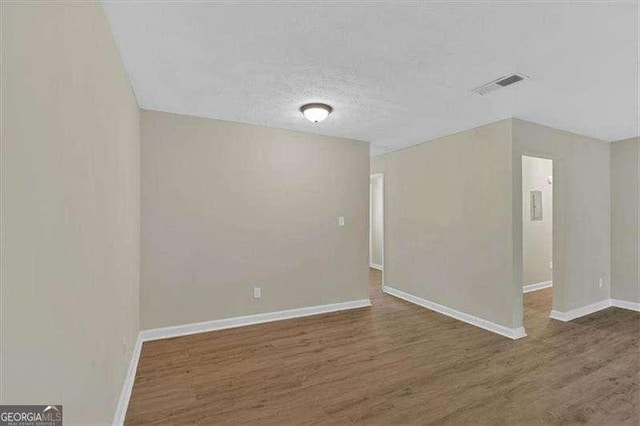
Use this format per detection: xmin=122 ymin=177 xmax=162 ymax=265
xmin=254 ymin=286 xmax=261 ymax=299
xmin=338 ymin=216 xmax=345 ymax=226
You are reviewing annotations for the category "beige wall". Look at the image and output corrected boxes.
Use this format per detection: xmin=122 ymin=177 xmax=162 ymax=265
xmin=1 ymin=2 xmax=140 ymax=424
xmin=141 ymin=110 xmax=369 ymax=329
xmin=513 ymin=119 xmax=611 ymax=312
xmin=522 ymin=156 xmax=553 ymax=286
xmin=371 ymin=120 xmax=518 ymax=329
xmin=610 ymin=137 xmax=639 ymax=303
xmin=370 ymin=175 xmax=384 ymax=268
xmin=373 ymin=118 xmax=613 ymax=329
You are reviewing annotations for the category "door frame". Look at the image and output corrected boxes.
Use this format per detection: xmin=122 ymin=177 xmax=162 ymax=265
xmin=370 ymin=173 xmax=384 ymax=285
xmin=519 ymin=154 xmax=556 ymax=327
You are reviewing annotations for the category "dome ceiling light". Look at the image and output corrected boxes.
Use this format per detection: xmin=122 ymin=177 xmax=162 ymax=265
xmin=300 ymin=103 xmax=333 ymax=123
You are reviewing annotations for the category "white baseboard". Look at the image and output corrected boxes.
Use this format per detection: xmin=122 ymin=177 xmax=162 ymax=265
xmin=550 ymin=299 xmax=612 ymax=322
xmin=611 ymin=298 xmax=640 ymax=312
xmin=550 ymin=297 xmax=640 ymax=322
xmin=139 ymin=298 xmax=372 ymax=342
xmin=382 ymin=285 xmax=526 ymax=340
xmin=369 ymin=263 xmax=383 ymax=271
xmin=523 ymin=281 xmax=552 ymax=293
xmin=112 ymin=334 xmax=143 ymax=426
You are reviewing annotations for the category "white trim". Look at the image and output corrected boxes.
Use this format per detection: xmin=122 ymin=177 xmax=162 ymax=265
xmin=550 ymin=298 xmax=640 ymax=322
xmin=139 ymin=299 xmax=372 ymax=342
xmin=382 ymin=285 xmax=526 ymax=340
xmin=369 ymin=179 xmax=373 ymax=266
xmin=611 ymin=299 xmax=640 ymax=312
xmin=550 ymin=299 xmax=612 ymax=322
xmin=523 ymin=281 xmax=553 ymax=293
xmin=369 ymin=173 xmax=384 ymax=282
xmin=112 ymin=334 xmax=143 ymax=426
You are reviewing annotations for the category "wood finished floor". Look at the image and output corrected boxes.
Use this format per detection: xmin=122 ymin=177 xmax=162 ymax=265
xmin=126 ymin=269 xmax=640 ymax=425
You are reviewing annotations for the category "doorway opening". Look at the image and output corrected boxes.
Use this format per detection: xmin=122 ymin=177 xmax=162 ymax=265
xmin=369 ymin=174 xmax=384 ymax=290
xmin=521 ymin=156 xmax=554 ymax=330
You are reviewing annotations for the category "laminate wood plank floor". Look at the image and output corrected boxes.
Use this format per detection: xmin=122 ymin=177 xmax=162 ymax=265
xmin=125 ymin=269 xmax=639 ymax=425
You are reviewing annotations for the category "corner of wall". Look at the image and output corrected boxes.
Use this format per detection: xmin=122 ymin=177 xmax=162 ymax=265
xmin=509 ymin=119 xmax=524 ymax=330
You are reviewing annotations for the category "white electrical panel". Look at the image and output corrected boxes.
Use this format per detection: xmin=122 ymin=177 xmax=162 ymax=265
xmin=530 ymin=191 xmax=543 ymax=221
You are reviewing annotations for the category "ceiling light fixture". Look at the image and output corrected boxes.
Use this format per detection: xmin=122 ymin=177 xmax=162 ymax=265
xmin=300 ymin=103 xmax=332 ymax=123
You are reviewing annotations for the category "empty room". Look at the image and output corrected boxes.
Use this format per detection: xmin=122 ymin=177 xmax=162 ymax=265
xmin=1 ymin=1 xmax=638 ymax=425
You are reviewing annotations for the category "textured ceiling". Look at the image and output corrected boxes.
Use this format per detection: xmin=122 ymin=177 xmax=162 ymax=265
xmin=103 ymin=1 xmax=639 ymax=156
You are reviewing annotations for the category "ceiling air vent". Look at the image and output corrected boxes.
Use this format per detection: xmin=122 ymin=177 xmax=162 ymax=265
xmin=472 ymin=74 xmax=528 ymax=96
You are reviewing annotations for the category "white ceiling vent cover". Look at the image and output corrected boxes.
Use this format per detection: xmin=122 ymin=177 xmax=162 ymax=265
xmin=472 ymin=74 xmax=528 ymax=96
